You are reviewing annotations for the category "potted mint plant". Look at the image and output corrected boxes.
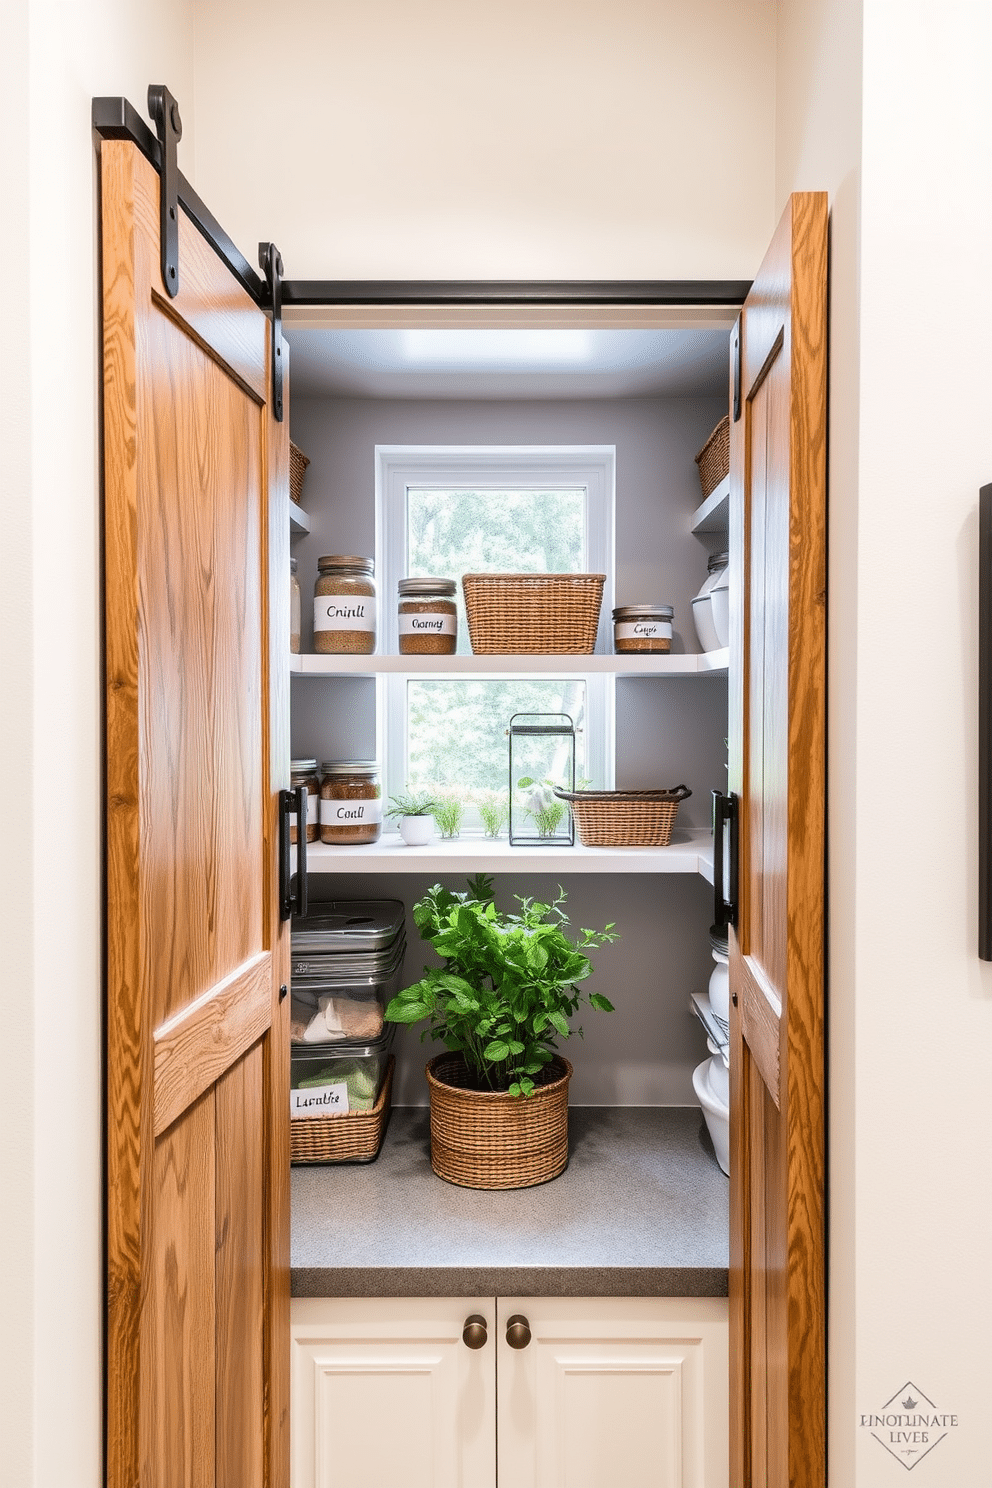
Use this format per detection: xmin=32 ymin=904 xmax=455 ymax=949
xmin=385 ymin=787 xmax=438 ymax=846
xmin=384 ymin=875 xmax=617 ymax=1189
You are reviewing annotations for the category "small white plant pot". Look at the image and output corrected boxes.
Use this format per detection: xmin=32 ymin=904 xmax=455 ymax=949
xmin=398 ymin=814 xmax=434 ymax=846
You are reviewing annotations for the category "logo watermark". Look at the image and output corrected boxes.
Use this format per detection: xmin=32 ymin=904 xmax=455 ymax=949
xmin=860 ymin=1382 xmax=959 ymax=1470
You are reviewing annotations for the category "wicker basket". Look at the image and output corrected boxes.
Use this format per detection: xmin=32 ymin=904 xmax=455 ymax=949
xmin=694 ymin=416 xmax=730 ymax=499
xmin=289 ymin=441 xmax=310 ymax=506
xmin=553 ymin=786 xmax=692 ymax=848
xmin=461 ymin=573 xmax=605 ymax=654
xmin=290 ymin=1057 xmax=393 ymax=1164
xmin=426 ymin=1054 xmax=572 ymax=1189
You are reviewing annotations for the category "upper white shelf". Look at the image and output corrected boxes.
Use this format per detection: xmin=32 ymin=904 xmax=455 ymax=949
xmin=298 ymin=829 xmax=715 ymax=882
xmin=690 ymin=474 xmax=730 ymax=535
xmin=289 ymin=649 xmax=729 ymax=677
xmin=289 ymin=503 xmax=311 ymax=535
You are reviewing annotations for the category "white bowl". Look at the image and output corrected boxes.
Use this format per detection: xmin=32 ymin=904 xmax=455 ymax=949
xmin=692 ymin=1057 xmax=730 ymax=1175
xmin=691 ymin=594 xmax=721 ymax=653
xmin=704 ymin=1042 xmax=730 ymax=1105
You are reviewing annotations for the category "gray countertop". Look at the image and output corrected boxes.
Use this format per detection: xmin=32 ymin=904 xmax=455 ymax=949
xmin=292 ymin=1105 xmax=728 ymax=1298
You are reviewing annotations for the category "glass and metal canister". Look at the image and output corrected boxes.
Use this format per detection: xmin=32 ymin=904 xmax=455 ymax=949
xmin=397 ymin=577 xmax=458 ymax=655
xmin=319 ymin=761 xmax=382 ymax=845
xmin=313 ymin=556 xmax=377 ymax=654
xmin=612 ymin=604 xmax=674 ymax=653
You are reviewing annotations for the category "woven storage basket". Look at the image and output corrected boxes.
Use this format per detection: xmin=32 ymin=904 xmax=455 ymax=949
xmin=461 ymin=573 xmax=605 ymax=654
xmin=289 ymin=441 xmax=310 ymax=506
xmin=426 ymin=1054 xmax=572 ymax=1189
xmin=694 ymin=415 xmax=730 ymax=499
xmin=554 ymin=785 xmax=692 ymax=848
xmin=290 ymin=1057 xmax=393 ymax=1164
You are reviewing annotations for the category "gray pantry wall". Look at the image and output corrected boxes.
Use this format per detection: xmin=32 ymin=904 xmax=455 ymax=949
xmin=289 ymin=393 xmax=728 ymax=1106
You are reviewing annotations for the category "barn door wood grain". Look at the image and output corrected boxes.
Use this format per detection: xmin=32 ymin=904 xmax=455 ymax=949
xmin=728 ymin=192 xmax=827 ymax=1488
xmin=102 ymin=137 xmax=291 ymax=1488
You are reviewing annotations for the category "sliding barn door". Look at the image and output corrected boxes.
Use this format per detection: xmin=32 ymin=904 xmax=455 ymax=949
xmin=102 ymin=138 xmax=291 ymax=1488
xmin=728 ymin=192 xmax=827 ymax=1488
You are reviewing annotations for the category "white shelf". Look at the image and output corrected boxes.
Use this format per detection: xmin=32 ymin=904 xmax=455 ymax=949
xmin=690 ymin=474 xmax=730 ymax=535
xmin=295 ymin=829 xmax=715 ymax=880
xmin=290 ymin=503 xmax=311 ymax=535
xmin=288 ymin=649 xmax=729 ymax=677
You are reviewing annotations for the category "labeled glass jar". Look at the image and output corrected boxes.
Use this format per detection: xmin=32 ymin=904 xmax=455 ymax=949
xmin=397 ymin=577 xmax=458 ymax=655
xmin=290 ymin=557 xmax=301 ymax=654
xmin=313 ymin=556 xmax=377 ymax=655
xmin=319 ymin=761 xmax=382 ymax=845
xmin=290 ymin=758 xmax=320 ymax=843
xmin=612 ymin=604 xmax=674 ymax=653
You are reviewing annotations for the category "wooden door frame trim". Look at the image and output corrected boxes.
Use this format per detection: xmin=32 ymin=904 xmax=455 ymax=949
xmin=92 ymin=94 xmax=752 ymax=315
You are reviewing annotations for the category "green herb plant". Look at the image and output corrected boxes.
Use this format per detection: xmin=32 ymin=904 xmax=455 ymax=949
xmin=384 ymin=875 xmax=618 ymax=1096
xmin=384 ymin=787 xmax=438 ymax=820
xmin=517 ymin=776 xmax=568 ymax=837
xmin=475 ymin=788 xmax=510 ymax=838
xmin=432 ymin=789 xmax=466 ymax=839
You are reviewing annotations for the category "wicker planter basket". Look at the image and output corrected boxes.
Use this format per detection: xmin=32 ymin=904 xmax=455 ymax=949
xmin=553 ymin=785 xmax=692 ymax=847
xmin=694 ymin=416 xmax=730 ymax=499
xmin=290 ymin=1057 xmax=394 ymax=1164
xmin=426 ymin=1053 xmax=572 ymax=1189
xmin=461 ymin=573 xmax=605 ymax=654
xmin=289 ymin=441 xmax=310 ymax=506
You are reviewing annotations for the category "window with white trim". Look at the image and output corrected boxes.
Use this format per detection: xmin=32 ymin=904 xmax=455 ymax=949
xmin=376 ymin=447 xmax=616 ymax=823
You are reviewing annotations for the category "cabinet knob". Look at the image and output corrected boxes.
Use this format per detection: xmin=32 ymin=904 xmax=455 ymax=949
xmin=505 ymin=1314 xmax=532 ymax=1350
xmin=462 ymin=1314 xmax=488 ymax=1349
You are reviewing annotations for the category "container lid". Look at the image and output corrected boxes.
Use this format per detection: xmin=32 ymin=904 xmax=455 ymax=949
xmin=290 ymin=758 xmax=319 ymax=773
xmin=291 ymin=932 xmax=407 ymax=979
xmin=320 ymin=759 xmax=379 ymax=776
xmin=612 ymin=604 xmax=674 ymax=621
xmin=707 ymin=551 xmax=729 ymax=573
xmin=316 ymin=555 xmax=375 ymax=574
xmin=398 ymin=577 xmax=457 ymax=596
xmin=292 ymin=898 xmax=406 ymax=949
xmin=290 ymin=556 xmax=298 ymax=574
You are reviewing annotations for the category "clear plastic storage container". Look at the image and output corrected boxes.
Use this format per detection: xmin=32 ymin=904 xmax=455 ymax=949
xmin=290 ymin=1025 xmax=395 ymax=1120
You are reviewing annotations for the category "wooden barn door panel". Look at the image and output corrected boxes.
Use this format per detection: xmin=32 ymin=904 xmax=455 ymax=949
xmin=102 ymin=136 xmax=290 ymax=1488
xmin=728 ymin=192 xmax=827 ymax=1488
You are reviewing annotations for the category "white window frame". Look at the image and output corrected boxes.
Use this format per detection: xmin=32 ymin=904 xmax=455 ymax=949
xmin=374 ymin=445 xmax=617 ymax=818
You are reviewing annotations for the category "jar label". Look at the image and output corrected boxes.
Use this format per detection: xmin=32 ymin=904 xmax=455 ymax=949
xmin=313 ymin=595 xmax=377 ymax=632
xmin=399 ymin=611 xmax=457 ymax=637
xmin=290 ymin=1081 xmax=350 ymax=1119
xmin=614 ymin=619 xmax=673 ymax=642
xmin=320 ymin=797 xmax=383 ymax=826
xmin=289 ymin=788 xmax=319 ymax=826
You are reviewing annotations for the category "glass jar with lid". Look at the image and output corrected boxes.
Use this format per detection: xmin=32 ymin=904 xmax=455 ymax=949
xmin=290 ymin=758 xmax=320 ymax=843
xmin=397 ymin=577 xmax=458 ymax=655
xmin=290 ymin=557 xmax=301 ymax=654
xmin=313 ymin=556 xmax=377 ymax=655
xmin=319 ymin=761 xmax=382 ymax=845
xmin=612 ymin=603 xmax=674 ymax=653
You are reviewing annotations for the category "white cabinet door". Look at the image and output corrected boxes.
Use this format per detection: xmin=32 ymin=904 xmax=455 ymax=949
xmin=496 ymin=1297 xmax=728 ymax=1488
xmin=290 ymin=1297 xmax=496 ymax=1488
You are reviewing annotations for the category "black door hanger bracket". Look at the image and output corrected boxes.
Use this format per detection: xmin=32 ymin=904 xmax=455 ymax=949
xmin=259 ymin=242 xmax=285 ymax=422
xmin=147 ymin=85 xmax=182 ymax=298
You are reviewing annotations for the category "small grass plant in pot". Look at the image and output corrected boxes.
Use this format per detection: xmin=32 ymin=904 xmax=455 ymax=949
xmin=384 ymin=874 xmax=618 ymax=1189
xmin=385 ymin=787 xmax=438 ymax=847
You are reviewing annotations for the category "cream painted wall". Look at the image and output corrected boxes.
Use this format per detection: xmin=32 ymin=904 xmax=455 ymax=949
xmin=778 ymin=0 xmax=992 ymax=1482
xmin=2 ymin=6 xmax=196 ymax=1486
xmin=192 ymin=0 xmax=778 ymax=281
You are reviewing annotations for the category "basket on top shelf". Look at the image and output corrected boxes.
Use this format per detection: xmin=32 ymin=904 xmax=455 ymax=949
xmin=694 ymin=415 xmax=730 ymax=499
xmin=289 ymin=441 xmax=310 ymax=506
xmin=461 ymin=572 xmax=605 ymax=654
xmin=553 ymin=785 xmax=692 ymax=848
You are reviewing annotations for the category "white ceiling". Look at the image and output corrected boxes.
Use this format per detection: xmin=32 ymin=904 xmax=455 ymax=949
xmin=284 ymin=328 xmax=731 ymax=401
